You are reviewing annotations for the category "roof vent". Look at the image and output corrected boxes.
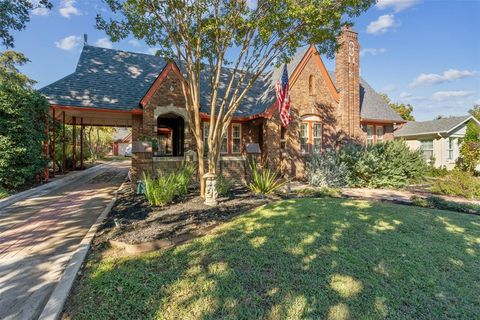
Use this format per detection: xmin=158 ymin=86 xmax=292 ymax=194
xmin=83 ymin=34 xmax=88 ymax=45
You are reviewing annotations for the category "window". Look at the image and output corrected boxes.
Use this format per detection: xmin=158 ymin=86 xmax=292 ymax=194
xmin=300 ymin=123 xmax=309 ymax=153
xmin=366 ymin=125 xmax=374 ymax=146
xmin=447 ymin=137 xmax=456 ymax=160
xmin=420 ymin=140 xmax=434 ymax=161
xmin=376 ymin=126 xmax=384 ymax=143
xmin=312 ymin=123 xmax=322 ymax=154
xmin=309 ymin=75 xmax=316 ymax=96
xmin=299 ymin=121 xmax=322 ymax=154
xmin=203 ymin=122 xmax=209 ymax=154
xmin=232 ymin=124 xmax=241 ymax=153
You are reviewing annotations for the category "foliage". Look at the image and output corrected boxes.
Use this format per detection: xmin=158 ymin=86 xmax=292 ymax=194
xmin=469 ymin=104 xmax=480 ymax=120
xmin=0 ymin=51 xmax=49 ymax=189
xmin=412 ymin=195 xmax=479 ymax=215
xmin=426 ymin=165 xmax=448 ymax=178
xmin=456 ymin=120 xmax=480 ymax=173
xmin=431 ymin=170 xmax=480 ymax=199
xmin=0 ymin=0 xmax=52 ymax=48
xmin=98 ymin=0 xmax=375 ymax=196
xmin=247 ymin=160 xmax=285 ymax=195
xmin=143 ymin=172 xmax=176 ymax=206
xmin=143 ymin=162 xmax=196 ymax=206
xmin=84 ymin=126 xmax=115 ymax=162
xmin=332 ymin=140 xmax=427 ymax=188
xmin=65 ymin=198 xmax=480 ymax=319
xmin=380 ymin=93 xmax=415 ymax=121
xmin=306 ymin=150 xmax=349 ymax=188
xmin=0 ymin=186 xmax=9 ymax=199
xmin=216 ymin=176 xmax=234 ymax=196
xmin=295 ymin=187 xmax=342 ymax=198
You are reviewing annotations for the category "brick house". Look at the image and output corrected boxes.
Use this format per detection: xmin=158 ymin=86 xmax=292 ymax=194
xmin=40 ymin=29 xmax=404 ymax=181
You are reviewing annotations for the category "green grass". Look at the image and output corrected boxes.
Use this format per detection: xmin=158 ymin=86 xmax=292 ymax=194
xmin=66 ymin=198 xmax=480 ymax=319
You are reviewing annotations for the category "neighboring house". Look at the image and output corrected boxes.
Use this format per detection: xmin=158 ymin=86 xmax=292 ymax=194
xmin=394 ymin=115 xmax=480 ymax=169
xmin=113 ymin=128 xmax=132 ymax=156
xmin=39 ymin=28 xmax=404 ymax=181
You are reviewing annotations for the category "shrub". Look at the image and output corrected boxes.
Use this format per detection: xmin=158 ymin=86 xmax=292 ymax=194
xmin=426 ymin=166 xmax=448 ymax=178
xmin=143 ymin=162 xmax=196 ymax=206
xmin=143 ymin=173 xmax=176 ymax=206
xmin=430 ymin=170 xmax=480 ymax=199
xmin=457 ymin=141 xmax=480 ymax=173
xmin=412 ymin=195 xmax=479 ymax=215
xmin=306 ymin=150 xmax=349 ymax=188
xmin=216 ymin=176 xmax=234 ymax=196
xmin=0 ymin=186 xmax=8 ymax=199
xmin=295 ymin=187 xmax=342 ymax=198
xmin=336 ymin=140 xmax=427 ymax=188
xmin=247 ymin=160 xmax=286 ymax=195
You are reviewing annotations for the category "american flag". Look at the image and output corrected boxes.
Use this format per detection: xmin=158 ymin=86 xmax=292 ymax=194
xmin=275 ymin=64 xmax=291 ymax=127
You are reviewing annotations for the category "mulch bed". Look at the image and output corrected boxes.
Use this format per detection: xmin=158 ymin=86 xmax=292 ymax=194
xmin=98 ymin=184 xmax=274 ymax=246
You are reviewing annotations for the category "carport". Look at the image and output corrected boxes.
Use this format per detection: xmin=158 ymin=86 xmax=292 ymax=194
xmin=45 ymin=105 xmax=139 ymax=181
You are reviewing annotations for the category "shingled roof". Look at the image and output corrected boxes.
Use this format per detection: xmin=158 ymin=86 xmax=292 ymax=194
xmin=40 ymin=44 xmax=402 ymax=121
xmin=394 ymin=115 xmax=477 ymax=137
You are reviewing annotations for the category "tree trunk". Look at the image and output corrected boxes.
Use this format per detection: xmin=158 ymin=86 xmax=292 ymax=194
xmin=198 ymin=153 xmax=205 ymax=198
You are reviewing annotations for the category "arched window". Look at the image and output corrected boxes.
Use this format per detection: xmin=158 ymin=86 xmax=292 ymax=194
xmin=309 ymin=75 xmax=316 ymax=96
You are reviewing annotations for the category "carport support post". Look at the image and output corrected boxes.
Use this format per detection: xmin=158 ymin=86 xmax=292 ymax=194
xmin=62 ymin=111 xmax=66 ymax=172
xmin=72 ymin=116 xmax=77 ymax=171
xmin=52 ymin=108 xmax=56 ymax=178
xmin=44 ymin=117 xmax=49 ymax=183
xmin=80 ymin=118 xmax=84 ymax=169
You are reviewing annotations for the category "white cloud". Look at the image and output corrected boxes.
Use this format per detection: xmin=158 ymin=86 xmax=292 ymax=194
xmin=360 ymin=48 xmax=387 ymax=57
xmin=128 ymin=39 xmax=141 ymax=47
xmin=146 ymin=47 xmax=161 ymax=55
xmin=399 ymin=92 xmax=412 ymax=99
xmin=410 ymin=69 xmax=479 ymax=87
xmin=382 ymin=84 xmax=397 ymax=93
xmin=367 ymin=15 xmax=398 ymax=34
xmin=432 ymin=91 xmax=474 ymax=101
xmin=32 ymin=7 xmax=50 ymax=16
xmin=59 ymin=0 xmax=82 ymax=18
xmin=55 ymin=35 xmax=81 ymax=51
xmin=95 ymin=38 xmax=113 ymax=49
xmin=376 ymin=0 xmax=421 ymax=12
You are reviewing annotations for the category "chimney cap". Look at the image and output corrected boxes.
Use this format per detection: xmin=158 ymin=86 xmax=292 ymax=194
xmin=83 ymin=34 xmax=88 ymax=45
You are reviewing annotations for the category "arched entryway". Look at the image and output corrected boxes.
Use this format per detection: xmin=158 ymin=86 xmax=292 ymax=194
xmin=157 ymin=113 xmax=184 ymax=156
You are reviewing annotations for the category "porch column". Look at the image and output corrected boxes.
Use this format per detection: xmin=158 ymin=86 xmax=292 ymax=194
xmin=62 ymin=111 xmax=66 ymax=171
xmin=52 ymin=108 xmax=56 ymax=177
xmin=72 ymin=116 xmax=77 ymax=171
xmin=44 ymin=117 xmax=49 ymax=183
xmin=80 ymin=118 xmax=84 ymax=169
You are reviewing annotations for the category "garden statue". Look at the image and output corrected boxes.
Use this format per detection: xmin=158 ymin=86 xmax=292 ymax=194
xmin=204 ymin=173 xmax=218 ymax=206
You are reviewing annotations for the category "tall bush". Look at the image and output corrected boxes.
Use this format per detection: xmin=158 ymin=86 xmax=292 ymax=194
xmin=306 ymin=150 xmax=349 ymax=188
xmin=0 ymin=51 xmax=49 ymax=188
xmin=307 ymin=141 xmax=427 ymax=189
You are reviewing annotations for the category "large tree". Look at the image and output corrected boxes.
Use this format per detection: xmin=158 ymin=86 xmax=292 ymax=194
xmin=98 ymin=0 xmax=374 ymax=196
xmin=380 ymin=93 xmax=415 ymax=121
xmin=469 ymin=104 xmax=480 ymax=120
xmin=0 ymin=0 xmax=52 ymax=48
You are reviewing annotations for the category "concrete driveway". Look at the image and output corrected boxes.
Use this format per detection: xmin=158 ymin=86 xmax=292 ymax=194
xmin=0 ymin=161 xmax=129 ymax=320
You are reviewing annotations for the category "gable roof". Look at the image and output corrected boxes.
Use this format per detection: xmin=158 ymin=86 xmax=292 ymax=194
xmin=394 ymin=115 xmax=478 ymax=137
xmin=40 ymin=44 xmax=403 ymax=122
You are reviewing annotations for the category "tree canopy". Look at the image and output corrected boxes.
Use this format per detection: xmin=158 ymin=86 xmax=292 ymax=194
xmin=98 ymin=0 xmax=375 ymax=196
xmin=380 ymin=93 xmax=415 ymax=121
xmin=469 ymin=104 xmax=480 ymax=120
xmin=0 ymin=0 xmax=52 ymax=48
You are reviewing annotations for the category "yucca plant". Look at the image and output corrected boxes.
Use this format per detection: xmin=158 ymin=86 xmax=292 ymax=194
xmin=247 ymin=160 xmax=286 ymax=195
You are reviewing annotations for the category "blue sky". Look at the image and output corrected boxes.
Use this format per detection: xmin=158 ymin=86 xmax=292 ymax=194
xmin=9 ymin=0 xmax=480 ymax=121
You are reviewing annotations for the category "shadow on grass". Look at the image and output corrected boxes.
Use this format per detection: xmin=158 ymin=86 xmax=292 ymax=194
xmin=66 ymin=198 xmax=480 ymax=320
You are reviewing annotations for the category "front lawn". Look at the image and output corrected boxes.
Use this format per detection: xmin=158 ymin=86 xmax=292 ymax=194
xmin=65 ymin=198 xmax=480 ymax=319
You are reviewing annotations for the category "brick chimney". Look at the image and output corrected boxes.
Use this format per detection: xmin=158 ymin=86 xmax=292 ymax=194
xmin=335 ymin=27 xmax=361 ymax=138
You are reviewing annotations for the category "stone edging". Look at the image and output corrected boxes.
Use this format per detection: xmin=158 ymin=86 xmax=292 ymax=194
xmin=109 ymin=223 xmax=220 ymax=255
xmin=38 ymin=181 xmax=127 ymax=320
